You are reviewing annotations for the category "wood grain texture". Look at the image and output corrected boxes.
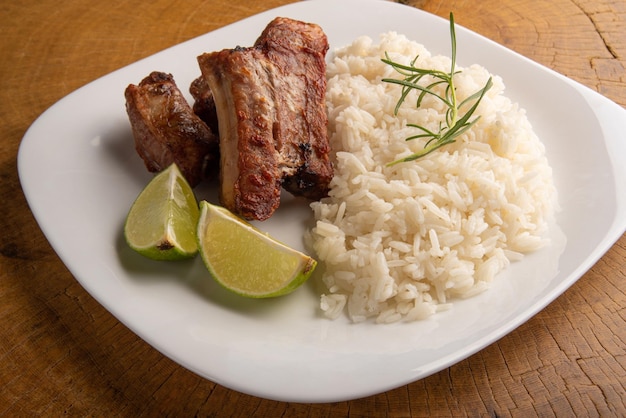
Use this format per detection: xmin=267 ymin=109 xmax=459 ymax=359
xmin=1 ymin=0 xmax=624 ymax=416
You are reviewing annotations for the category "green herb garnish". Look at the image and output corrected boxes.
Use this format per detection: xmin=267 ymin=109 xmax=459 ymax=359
xmin=381 ymin=13 xmax=493 ymax=166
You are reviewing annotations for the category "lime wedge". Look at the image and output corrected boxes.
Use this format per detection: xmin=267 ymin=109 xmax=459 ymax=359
xmin=196 ymin=201 xmax=317 ymax=298
xmin=124 ymin=163 xmax=199 ymax=260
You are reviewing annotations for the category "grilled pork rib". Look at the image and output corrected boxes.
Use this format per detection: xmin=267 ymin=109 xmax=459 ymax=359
xmin=197 ymin=17 xmax=332 ymax=221
xmin=199 ymin=48 xmax=282 ymax=221
xmin=255 ymin=17 xmax=333 ymax=201
xmin=125 ymin=71 xmax=219 ymax=187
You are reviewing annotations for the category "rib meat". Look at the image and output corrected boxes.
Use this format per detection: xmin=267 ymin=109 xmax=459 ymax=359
xmin=125 ymin=71 xmax=219 ymax=187
xmin=254 ymin=17 xmax=332 ymax=200
xmin=197 ymin=17 xmax=332 ymax=220
xmin=198 ymin=48 xmax=282 ymax=221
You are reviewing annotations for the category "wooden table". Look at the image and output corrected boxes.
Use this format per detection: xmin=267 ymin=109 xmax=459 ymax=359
xmin=2 ymin=0 xmax=624 ymax=415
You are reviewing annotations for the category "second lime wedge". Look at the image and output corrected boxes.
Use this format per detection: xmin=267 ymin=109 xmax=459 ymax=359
xmin=196 ymin=201 xmax=317 ymax=298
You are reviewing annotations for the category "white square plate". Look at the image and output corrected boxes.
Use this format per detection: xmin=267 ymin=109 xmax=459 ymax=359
xmin=18 ymin=0 xmax=626 ymax=402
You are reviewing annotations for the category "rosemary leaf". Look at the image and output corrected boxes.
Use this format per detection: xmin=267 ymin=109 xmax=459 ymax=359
xmin=382 ymin=12 xmax=493 ymax=166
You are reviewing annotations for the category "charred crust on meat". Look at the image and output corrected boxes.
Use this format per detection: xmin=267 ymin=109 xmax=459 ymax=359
xmin=298 ymin=142 xmax=312 ymax=154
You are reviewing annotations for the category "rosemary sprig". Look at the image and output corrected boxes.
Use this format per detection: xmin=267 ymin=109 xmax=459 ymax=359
xmin=381 ymin=13 xmax=493 ymax=166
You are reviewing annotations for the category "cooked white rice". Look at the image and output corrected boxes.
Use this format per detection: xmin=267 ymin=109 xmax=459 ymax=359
xmin=308 ymin=32 xmax=558 ymax=323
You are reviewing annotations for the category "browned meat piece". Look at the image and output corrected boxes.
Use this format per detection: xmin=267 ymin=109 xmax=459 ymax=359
xmin=254 ymin=17 xmax=333 ymax=201
xmin=189 ymin=75 xmax=220 ymax=135
xmin=198 ymin=48 xmax=282 ymax=221
xmin=197 ymin=17 xmax=333 ymax=220
xmin=125 ymin=71 xmax=219 ymax=187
